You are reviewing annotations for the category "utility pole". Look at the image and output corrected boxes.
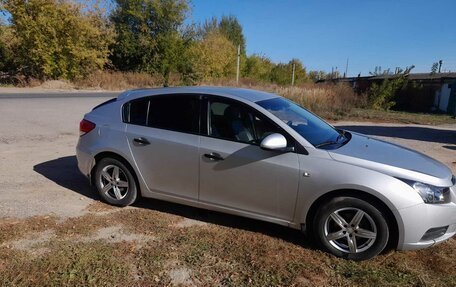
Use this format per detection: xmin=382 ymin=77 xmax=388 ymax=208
xmin=291 ymin=61 xmax=296 ymax=85
xmin=344 ymin=58 xmax=349 ymax=78
xmin=236 ymin=45 xmax=241 ymax=84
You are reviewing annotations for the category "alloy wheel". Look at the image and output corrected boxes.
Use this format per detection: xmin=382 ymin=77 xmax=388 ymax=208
xmin=324 ymin=207 xmax=377 ymax=253
xmin=99 ymin=164 xmax=129 ymax=200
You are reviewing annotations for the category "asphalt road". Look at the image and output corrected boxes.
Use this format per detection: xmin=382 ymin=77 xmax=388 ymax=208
xmin=0 ymin=92 xmax=119 ymax=99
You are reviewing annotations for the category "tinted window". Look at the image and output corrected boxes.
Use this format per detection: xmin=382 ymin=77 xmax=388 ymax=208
xmin=148 ymin=96 xmax=200 ymax=133
xmin=128 ymin=99 xmax=149 ymax=126
xmin=209 ymin=100 xmax=281 ymax=144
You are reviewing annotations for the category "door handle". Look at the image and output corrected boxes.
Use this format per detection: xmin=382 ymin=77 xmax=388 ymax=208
xmin=203 ymin=152 xmax=224 ymax=161
xmin=133 ymin=137 xmax=150 ymax=145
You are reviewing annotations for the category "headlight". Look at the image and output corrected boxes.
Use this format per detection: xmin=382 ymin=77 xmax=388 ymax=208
xmin=412 ymin=182 xmax=449 ymax=204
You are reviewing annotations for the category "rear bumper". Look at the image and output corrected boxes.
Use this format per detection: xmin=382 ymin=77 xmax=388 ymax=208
xmin=397 ymin=196 xmax=456 ymax=250
xmin=76 ymin=141 xmax=93 ymax=179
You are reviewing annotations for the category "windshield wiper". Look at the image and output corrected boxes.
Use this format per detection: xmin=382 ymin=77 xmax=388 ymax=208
xmin=315 ymin=141 xmax=340 ymax=148
xmin=336 ymin=129 xmax=346 ymax=141
xmin=316 ymin=131 xmax=348 ymax=148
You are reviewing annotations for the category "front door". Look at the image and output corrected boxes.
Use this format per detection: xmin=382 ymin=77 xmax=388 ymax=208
xmin=199 ymin=98 xmax=300 ymax=221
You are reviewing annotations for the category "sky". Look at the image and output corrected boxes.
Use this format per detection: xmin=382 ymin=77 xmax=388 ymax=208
xmin=189 ymin=0 xmax=456 ymax=76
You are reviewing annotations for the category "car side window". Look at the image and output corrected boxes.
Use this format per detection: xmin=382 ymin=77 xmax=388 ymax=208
xmin=147 ymin=96 xmax=200 ymax=134
xmin=208 ymin=100 xmax=281 ymax=144
xmin=126 ymin=98 xmax=149 ymax=126
xmin=124 ymin=95 xmax=200 ymax=134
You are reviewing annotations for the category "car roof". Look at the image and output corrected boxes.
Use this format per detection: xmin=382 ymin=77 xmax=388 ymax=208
xmin=117 ymin=86 xmax=279 ymax=103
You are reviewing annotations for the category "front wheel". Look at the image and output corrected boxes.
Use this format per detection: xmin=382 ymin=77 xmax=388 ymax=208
xmin=313 ymin=197 xmax=389 ymax=261
xmin=94 ymin=157 xmax=137 ymax=207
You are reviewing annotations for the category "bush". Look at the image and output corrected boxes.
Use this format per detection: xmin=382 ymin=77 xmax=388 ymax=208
xmin=366 ymin=68 xmax=412 ymax=110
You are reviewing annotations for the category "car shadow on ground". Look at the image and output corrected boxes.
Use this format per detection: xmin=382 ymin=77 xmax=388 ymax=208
xmin=33 ymin=156 xmax=98 ymax=200
xmin=133 ymin=198 xmax=312 ymax=248
xmin=443 ymin=145 xmax=456 ymax=150
xmin=336 ymin=125 xmax=456 ymax=145
xmin=33 ymin=156 xmax=313 ymax=249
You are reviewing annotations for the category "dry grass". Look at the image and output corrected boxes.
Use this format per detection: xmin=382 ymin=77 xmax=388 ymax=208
xmin=9 ymin=71 xmax=455 ymax=125
xmin=202 ymin=78 xmax=362 ymax=118
xmin=74 ymin=70 xmax=163 ymax=90
xmin=1 ymin=203 xmax=455 ymax=286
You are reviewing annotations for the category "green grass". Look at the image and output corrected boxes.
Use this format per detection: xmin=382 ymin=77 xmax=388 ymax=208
xmin=0 ymin=205 xmax=455 ymax=286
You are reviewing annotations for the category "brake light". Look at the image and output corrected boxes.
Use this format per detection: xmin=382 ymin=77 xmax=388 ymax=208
xmin=79 ymin=119 xmax=96 ymax=136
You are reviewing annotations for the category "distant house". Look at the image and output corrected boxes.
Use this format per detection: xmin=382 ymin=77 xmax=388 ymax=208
xmin=318 ymin=73 xmax=456 ymax=114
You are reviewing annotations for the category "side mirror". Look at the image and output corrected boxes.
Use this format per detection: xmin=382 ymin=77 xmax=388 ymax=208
xmin=260 ymin=133 xmax=293 ymax=152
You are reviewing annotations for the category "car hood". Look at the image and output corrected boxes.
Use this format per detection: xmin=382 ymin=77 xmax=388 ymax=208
xmin=328 ymin=133 xmax=454 ymax=187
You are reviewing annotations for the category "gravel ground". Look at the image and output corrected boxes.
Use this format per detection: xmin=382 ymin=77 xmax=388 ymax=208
xmin=0 ymin=96 xmax=113 ymax=218
xmin=0 ymin=95 xmax=455 ymax=219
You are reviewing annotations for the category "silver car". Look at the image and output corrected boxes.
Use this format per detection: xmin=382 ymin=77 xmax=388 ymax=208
xmin=76 ymin=87 xmax=456 ymax=260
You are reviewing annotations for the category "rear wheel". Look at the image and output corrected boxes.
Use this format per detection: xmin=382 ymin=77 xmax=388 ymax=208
xmin=313 ymin=197 xmax=389 ymax=261
xmin=94 ymin=157 xmax=137 ymax=206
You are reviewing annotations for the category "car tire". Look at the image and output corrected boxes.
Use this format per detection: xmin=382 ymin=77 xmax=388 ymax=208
xmin=94 ymin=157 xmax=137 ymax=207
xmin=313 ymin=196 xmax=389 ymax=261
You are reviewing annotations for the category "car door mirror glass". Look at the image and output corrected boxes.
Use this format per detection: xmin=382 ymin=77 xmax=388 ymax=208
xmin=260 ymin=133 xmax=288 ymax=151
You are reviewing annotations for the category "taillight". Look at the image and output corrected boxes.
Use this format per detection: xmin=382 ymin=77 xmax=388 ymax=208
xmin=79 ymin=119 xmax=96 ymax=136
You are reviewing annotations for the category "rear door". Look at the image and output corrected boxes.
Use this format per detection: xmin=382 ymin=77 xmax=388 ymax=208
xmin=199 ymin=97 xmax=300 ymax=221
xmin=124 ymin=94 xmax=201 ymax=200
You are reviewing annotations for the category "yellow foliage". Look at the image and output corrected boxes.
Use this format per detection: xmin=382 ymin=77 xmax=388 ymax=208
xmin=3 ymin=0 xmax=114 ymax=80
xmin=189 ymin=31 xmax=236 ymax=80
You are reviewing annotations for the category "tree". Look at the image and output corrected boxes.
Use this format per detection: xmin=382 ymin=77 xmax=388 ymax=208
xmin=110 ymin=0 xmax=190 ymax=85
xmin=188 ymin=31 xmax=236 ymax=80
xmin=367 ymin=66 xmax=414 ymax=110
xmin=198 ymin=15 xmax=246 ymax=55
xmin=0 ymin=20 xmax=15 ymax=73
xmin=369 ymin=66 xmax=392 ymax=76
xmin=1 ymin=0 xmax=114 ymax=80
xmin=219 ymin=15 xmax=246 ymax=55
xmin=431 ymin=62 xmax=439 ymax=74
xmin=308 ymin=70 xmax=326 ymax=82
xmin=243 ymin=54 xmax=274 ymax=81
xmin=270 ymin=59 xmax=307 ymax=85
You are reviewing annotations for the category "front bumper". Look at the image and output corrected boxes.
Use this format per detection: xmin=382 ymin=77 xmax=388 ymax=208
xmin=397 ymin=186 xmax=456 ymax=250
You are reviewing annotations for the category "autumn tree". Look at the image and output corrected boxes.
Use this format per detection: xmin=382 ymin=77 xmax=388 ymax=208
xmin=243 ymin=54 xmax=274 ymax=81
xmin=188 ymin=31 xmax=236 ymax=80
xmin=110 ymin=0 xmax=190 ymax=85
xmin=1 ymin=0 xmax=114 ymax=80
xmin=199 ymin=15 xmax=246 ymax=54
xmin=0 ymin=20 xmax=15 ymax=74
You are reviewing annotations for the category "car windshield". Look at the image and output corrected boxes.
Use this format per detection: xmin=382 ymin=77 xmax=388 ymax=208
xmin=256 ymin=97 xmax=346 ymax=148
